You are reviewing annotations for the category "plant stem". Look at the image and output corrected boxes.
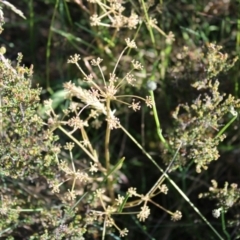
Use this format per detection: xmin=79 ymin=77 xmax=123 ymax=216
xmin=149 ymin=90 xmax=169 ymax=149
xmin=140 ymin=0 xmax=155 ymax=46
xmin=58 ymin=125 xmax=98 ymax=162
xmin=215 ymin=111 xmax=238 ymax=139
xmin=46 ymin=0 xmax=59 ymax=94
xmin=221 ymin=209 xmax=231 ymax=240
xmin=105 ymin=99 xmax=114 ymax=201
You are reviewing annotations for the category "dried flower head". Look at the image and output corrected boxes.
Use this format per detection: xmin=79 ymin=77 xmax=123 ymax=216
xmin=68 ymin=54 xmax=81 ymax=64
xmin=171 ymin=210 xmax=182 ymax=221
xmin=125 ymin=38 xmax=137 ymax=49
xmin=137 ymin=205 xmax=151 ymax=222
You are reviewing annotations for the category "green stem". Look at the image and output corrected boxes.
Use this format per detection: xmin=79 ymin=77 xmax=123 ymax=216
xmin=221 ymin=209 xmax=231 ymax=240
xmin=140 ymin=0 xmax=155 ymax=46
xmin=28 ymin=0 xmax=35 ymax=64
xmin=149 ymin=90 xmax=169 ymax=149
xmin=105 ymin=99 xmax=114 ymax=201
xmin=236 ymin=0 xmax=240 ymax=96
xmin=46 ymin=0 xmax=59 ymax=93
xmin=215 ymin=111 xmax=238 ymax=139
xmin=105 ymin=100 xmax=111 ymax=171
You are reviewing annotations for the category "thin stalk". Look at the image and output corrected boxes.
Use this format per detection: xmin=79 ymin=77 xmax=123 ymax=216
xmin=63 ymin=0 xmax=73 ymax=27
xmin=147 ymin=142 xmax=182 ymax=196
xmin=97 ymin=63 xmax=106 ymax=86
xmin=103 ymin=157 xmax=125 ymax=182
xmin=221 ymin=209 xmax=231 ymax=240
xmin=105 ymin=99 xmax=114 ymax=201
xmin=112 ymin=46 xmax=128 ymax=75
xmin=28 ymin=0 xmax=35 ymax=63
xmin=236 ymin=0 xmax=240 ymax=96
xmin=69 ymin=150 xmax=76 ymax=172
xmin=0 ymin=91 xmax=2 ymax=140
xmin=11 ymin=208 xmax=42 ymax=212
xmin=58 ymin=125 xmax=98 ymax=163
xmin=126 ymin=21 xmax=143 ymax=56
xmin=69 ymin=149 xmax=77 ymax=191
xmin=215 ymin=110 xmax=238 ymax=139
xmin=46 ymin=0 xmax=59 ymax=93
xmin=149 ymin=90 xmax=168 ymax=149
xmin=102 ymin=217 xmax=107 ymax=240
xmin=118 ymin=193 xmax=130 ymax=213
xmin=140 ymin=0 xmax=155 ymax=45
xmin=105 ymin=99 xmax=111 ymax=171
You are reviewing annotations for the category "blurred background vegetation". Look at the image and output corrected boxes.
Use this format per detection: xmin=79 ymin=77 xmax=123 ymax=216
xmin=1 ymin=0 xmax=240 ymax=239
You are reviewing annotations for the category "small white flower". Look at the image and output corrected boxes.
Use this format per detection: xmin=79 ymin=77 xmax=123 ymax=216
xmin=125 ymin=38 xmax=137 ymax=49
xmin=119 ymin=228 xmax=129 ymax=237
xmin=137 ymin=205 xmax=150 ymax=222
xmin=212 ymin=208 xmax=221 ymax=218
xmin=115 ymin=194 xmax=125 ymax=206
xmin=89 ymin=162 xmax=98 ymax=174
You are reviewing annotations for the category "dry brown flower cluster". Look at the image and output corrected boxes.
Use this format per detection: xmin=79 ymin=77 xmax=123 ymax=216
xmin=165 ymin=44 xmax=240 ymax=173
xmin=41 ymin=38 xmax=183 ymax=237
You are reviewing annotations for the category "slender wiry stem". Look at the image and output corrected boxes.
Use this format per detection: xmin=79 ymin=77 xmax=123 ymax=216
xmin=58 ymin=126 xmax=98 ymax=163
xmin=0 ymin=91 xmax=2 ymax=140
xmin=221 ymin=209 xmax=231 ymax=240
xmin=149 ymin=90 xmax=169 ymax=149
xmin=112 ymin=46 xmax=128 ymax=74
xmin=45 ymin=0 xmax=59 ymax=93
xmin=215 ymin=109 xmax=238 ymax=138
xmin=105 ymin=99 xmax=111 ymax=171
xmin=140 ymin=0 xmax=155 ymax=45
xmin=105 ymin=99 xmax=114 ymax=201
xmin=147 ymin=142 xmax=182 ymax=196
